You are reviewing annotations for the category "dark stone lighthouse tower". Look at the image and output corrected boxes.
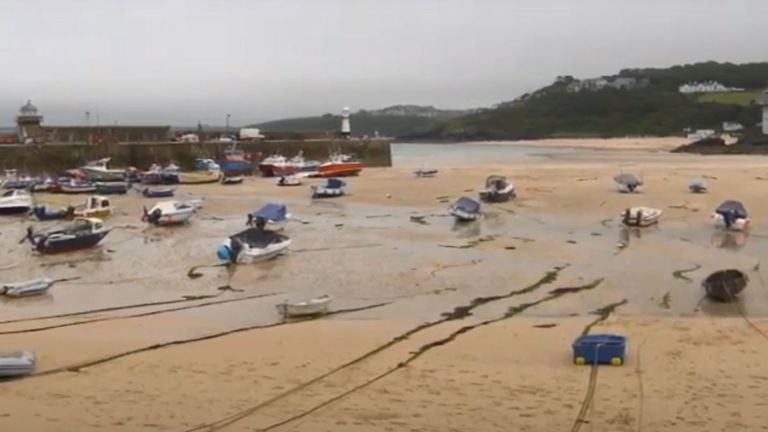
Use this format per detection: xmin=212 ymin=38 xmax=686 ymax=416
xmin=16 ymin=100 xmax=44 ymax=143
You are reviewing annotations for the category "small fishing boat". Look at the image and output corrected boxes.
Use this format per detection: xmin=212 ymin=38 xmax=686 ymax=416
xmin=614 ymin=173 xmax=643 ymax=193
xmin=311 ymin=178 xmax=346 ymax=198
xmin=258 ymin=154 xmax=286 ymax=177
xmin=60 ymin=179 xmax=96 ymax=194
xmin=448 ymin=197 xmax=481 ymax=222
xmin=221 ymin=175 xmax=244 ymax=185
xmin=178 ymin=170 xmax=221 ymax=185
xmin=276 ymin=295 xmax=333 ymax=318
xmin=0 ymin=351 xmax=36 ymax=377
xmin=247 ymin=203 xmax=290 ymax=229
xmin=140 ymin=163 xmax=180 ymax=185
xmin=218 ymin=144 xmax=253 ymax=176
xmin=217 ymin=228 xmax=291 ymax=264
xmin=620 ymin=207 xmax=662 ymax=227
xmin=32 ymin=205 xmax=74 ymax=221
xmin=80 ymin=157 xmax=126 ymax=182
xmin=689 ymin=178 xmax=708 ymax=193
xmin=95 ymin=182 xmax=129 ymax=195
xmin=142 ymin=200 xmax=196 ymax=225
xmin=194 ymin=158 xmax=221 ymax=172
xmin=703 ymin=269 xmax=748 ymax=302
xmin=31 ymin=178 xmax=56 ymax=193
xmin=73 ymin=195 xmax=113 ymax=219
xmin=479 ymin=175 xmax=516 ymax=202
xmin=712 ymin=200 xmax=749 ymax=231
xmin=142 ymin=187 xmax=176 ymax=198
xmin=414 ymin=168 xmax=439 ymax=178
xmin=25 ymin=217 xmax=111 ymax=254
xmin=1 ymin=170 xmax=41 ymax=190
xmin=314 ymin=152 xmax=365 ymax=177
xmin=277 ymin=175 xmax=302 ymax=186
xmin=1 ymin=277 xmax=54 ymax=298
xmin=271 ymin=152 xmax=321 ymax=177
xmin=0 ymin=189 xmax=33 ymax=215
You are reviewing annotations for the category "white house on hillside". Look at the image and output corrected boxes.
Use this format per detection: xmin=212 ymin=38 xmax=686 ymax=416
xmin=678 ymin=81 xmax=745 ymax=94
xmin=566 ymin=77 xmax=645 ymax=93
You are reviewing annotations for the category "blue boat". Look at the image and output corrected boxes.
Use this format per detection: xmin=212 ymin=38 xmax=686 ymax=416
xmin=25 ymin=218 xmax=111 ymax=254
xmin=142 ymin=187 xmax=175 ymax=198
xmin=247 ymin=203 xmax=289 ymax=228
xmin=194 ymin=158 xmax=221 ymax=172
xmin=572 ymin=334 xmax=626 ymax=366
xmin=95 ymin=183 xmax=129 ymax=195
xmin=448 ymin=197 xmax=481 ymax=222
xmin=311 ymin=178 xmax=346 ymax=198
xmin=218 ymin=145 xmax=253 ymax=176
xmin=32 ymin=205 xmax=74 ymax=221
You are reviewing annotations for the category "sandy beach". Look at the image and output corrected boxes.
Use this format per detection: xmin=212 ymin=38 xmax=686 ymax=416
xmin=3 ymin=138 xmax=768 ymax=431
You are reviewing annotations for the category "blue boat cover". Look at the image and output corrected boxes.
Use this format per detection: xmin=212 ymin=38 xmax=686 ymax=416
xmin=326 ymin=178 xmax=346 ymax=189
xmin=716 ymin=200 xmax=747 ymax=218
xmin=572 ymin=334 xmax=626 ymax=348
xmin=453 ymin=197 xmax=480 ymax=214
xmin=250 ymin=203 xmax=287 ymax=222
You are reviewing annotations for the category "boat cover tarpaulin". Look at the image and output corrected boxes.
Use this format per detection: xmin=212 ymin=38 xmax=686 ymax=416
xmin=716 ymin=200 xmax=748 ymax=219
xmin=326 ymin=178 xmax=345 ymax=189
xmin=453 ymin=197 xmax=481 ymax=214
xmin=250 ymin=203 xmax=287 ymax=222
xmin=231 ymin=227 xmax=289 ymax=248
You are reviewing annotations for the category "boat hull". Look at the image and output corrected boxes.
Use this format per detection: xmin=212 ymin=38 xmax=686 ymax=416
xmin=712 ymin=214 xmax=749 ymax=231
xmin=80 ymin=168 xmax=126 ymax=182
xmin=314 ymin=162 xmax=364 ymax=177
xmin=35 ymin=231 xmax=110 ymax=254
xmin=179 ymin=172 xmax=221 ymax=185
xmin=219 ymin=160 xmax=253 ymax=176
xmin=0 ymin=206 xmax=31 ymax=215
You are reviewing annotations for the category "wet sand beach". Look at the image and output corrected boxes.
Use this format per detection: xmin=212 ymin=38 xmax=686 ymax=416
xmin=3 ymin=138 xmax=768 ymax=431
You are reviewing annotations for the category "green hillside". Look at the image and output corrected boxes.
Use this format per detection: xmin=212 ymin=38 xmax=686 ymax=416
xmin=408 ymin=61 xmax=767 ymax=140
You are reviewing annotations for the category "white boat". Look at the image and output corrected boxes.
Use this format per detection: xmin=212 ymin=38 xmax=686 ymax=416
xmin=448 ymin=197 xmax=481 ymax=222
xmin=73 ymin=195 xmax=114 ymax=219
xmin=277 ymin=175 xmax=303 ymax=186
xmin=80 ymin=158 xmax=126 ymax=182
xmin=620 ymin=206 xmax=662 ymax=227
xmin=479 ymin=175 xmax=515 ymax=202
xmin=311 ymin=178 xmax=346 ymax=198
xmin=614 ymin=173 xmax=643 ymax=193
xmin=0 ymin=189 xmax=33 ymax=215
xmin=217 ymin=228 xmax=291 ymax=264
xmin=712 ymin=200 xmax=749 ymax=231
xmin=414 ymin=168 xmax=439 ymax=178
xmin=0 ymin=351 xmax=36 ymax=377
xmin=1 ymin=277 xmax=54 ymax=297
xmin=142 ymin=200 xmax=196 ymax=225
xmin=276 ymin=295 xmax=333 ymax=318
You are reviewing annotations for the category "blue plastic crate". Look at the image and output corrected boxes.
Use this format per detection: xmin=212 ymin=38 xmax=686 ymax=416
xmin=572 ymin=334 xmax=626 ymax=366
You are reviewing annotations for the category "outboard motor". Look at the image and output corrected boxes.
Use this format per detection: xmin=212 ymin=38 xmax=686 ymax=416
xmin=148 ymin=208 xmax=162 ymax=225
xmin=721 ymin=210 xmax=736 ymax=229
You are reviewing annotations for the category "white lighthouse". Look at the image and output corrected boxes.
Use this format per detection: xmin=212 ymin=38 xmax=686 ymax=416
xmin=761 ymin=90 xmax=768 ymax=135
xmin=340 ymin=107 xmax=351 ymax=139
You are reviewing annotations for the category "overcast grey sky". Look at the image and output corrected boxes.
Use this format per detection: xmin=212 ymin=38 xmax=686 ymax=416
xmin=0 ymin=0 xmax=765 ymax=126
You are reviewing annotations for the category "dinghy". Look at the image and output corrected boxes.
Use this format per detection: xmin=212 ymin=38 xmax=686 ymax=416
xmin=73 ymin=195 xmax=113 ymax=219
xmin=1 ymin=278 xmax=54 ymax=298
xmin=247 ymin=203 xmax=290 ymax=230
xmin=0 ymin=351 xmax=36 ymax=378
xmin=448 ymin=197 xmax=481 ymax=222
xmin=95 ymin=182 xmax=129 ymax=195
xmin=620 ymin=207 xmax=662 ymax=227
xmin=32 ymin=205 xmax=74 ymax=221
xmin=178 ymin=170 xmax=221 ymax=185
xmin=703 ymin=269 xmax=748 ymax=302
xmin=142 ymin=187 xmax=176 ymax=198
xmin=217 ymin=228 xmax=291 ymax=264
xmin=414 ymin=168 xmax=439 ymax=178
xmin=141 ymin=163 xmax=180 ymax=185
xmin=689 ymin=178 xmax=708 ymax=193
xmin=311 ymin=178 xmax=346 ymax=198
xmin=614 ymin=173 xmax=643 ymax=193
xmin=0 ymin=189 xmax=32 ymax=215
xmin=142 ymin=201 xmax=196 ymax=225
xmin=277 ymin=175 xmax=302 ymax=186
xmin=221 ymin=175 xmax=244 ymax=185
xmin=276 ymin=295 xmax=333 ymax=318
xmin=712 ymin=200 xmax=749 ymax=231
xmin=479 ymin=175 xmax=516 ymax=202
xmin=25 ymin=217 xmax=111 ymax=254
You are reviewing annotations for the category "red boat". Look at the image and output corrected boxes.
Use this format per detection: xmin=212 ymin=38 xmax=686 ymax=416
xmin=314 ymin=153 xmax=365 ymax=177
xmin=271 ymin=152 xmax=320 ymax=176
xmin=257 ymin=154 xmax=286 ymax=177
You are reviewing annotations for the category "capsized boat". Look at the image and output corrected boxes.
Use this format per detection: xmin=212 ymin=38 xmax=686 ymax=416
xmin=614 ymin=173 xmax=643 ymax=193
xmin=247 ymin=203 xmax=290 ymax=229
xmin=1 ymin=277 xmax=54 ymax=298
xmin=80 ymin=157 xmax=126 ymax=182
xmin=142 ymin=200 xmax=195 ymax=225
xmin=712 ymin=200 xmax=749 ymax=231
xmin=311 ymin=178 xmax=346 ymax=198
xmin=25 ymin=217 xmax=111 ymax=254
xmin=276 ymin=295 xmax=333 ymax=318
xmin=0 ymin=351 xmax=36 ymax=378
xmin=0 ymin=189 xmax=32 ymax=215
xmin=414 ymin=168 xmax=439 ymax=178
xmin=479 ymin=175 xmax=516 ymax=202
xmin=73 ymin=195 xmax=113 ymax=219
xmin=217 ymin=228 xmax=291 ymax=264
xmin=689 ymin=178 xmax=708 ymax=193
xmin=94 ymin=182 xmax=129 ymax=195
xmin=448 ymin=197 xmax=481 ymax=222
xmin=142 ymin=187 xmax=176 ymax=198
xmin=258 ymin=154 xmax=286 ymax=177
xmin=178 ymin=170 xmax=221 ymax=185
xmin=314 ymin=152 xmax=365 ymax=177
xmin=703 ymin=269 xmax=748 ymax=302
xmin=32 ymin=205 xmax=74 ymax=221
xmin=620 ymin=206 xmax=662 ymax=227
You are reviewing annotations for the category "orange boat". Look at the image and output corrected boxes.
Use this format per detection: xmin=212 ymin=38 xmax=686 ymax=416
xmin=314 ymin=153 xmax=365 ymax=177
